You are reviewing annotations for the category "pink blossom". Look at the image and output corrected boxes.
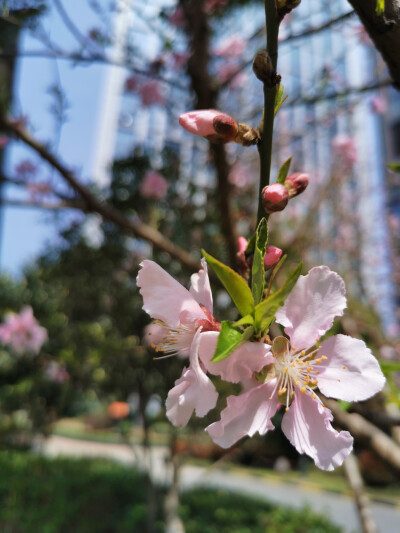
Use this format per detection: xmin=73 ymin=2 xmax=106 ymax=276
xmin=27 ymin=182 xmax=53 ymax=201
xmin=0 ymin=306 xmax=48 ymax=356
xmin=332 ymin=135 xmax=357 ymax=168
xmin=137 ymin=259 xmax=219 ymax=425
xmin=204 ymin=0 xmax=227 ymax=13
xmin=264 ymin=246 xmax=282 ymax=268
xmin=15 ymin=160 xmax=37 ymax=176
xmin=179 ymin=109 xmax=238 ymax=142
xmin=125 ymin=75 xmax=138 ymax=93
xmin=284 ymin=172 xmax=310 ymax=198
xmin=168 ymin=6 xmax=185 ymax=28
xmin=206 ymin=266 xmax=385 ymax=470
xmin=139 ymin=81 xmax=165 ymax=107
xmin=0 ymin=135 xmax=9 ymax=148
xmin=140 ymin=171 xmax=169 ymax=200
xmin=228 ymin=165 xmax=252 ymax=188
xmin=173 ymin=52 xmax=190 ymax=71
xmin=44 ymin=361 xmax=70 ymax=383
xmin=216 ymin=63 xmax=245 ymax=88
xmin=237 ymin=236 xmax=282 ymax=270
xmin=214 ymin=36 xmax=246 ymax=58
xmin=262 ymin=183 xmax=289 ymax=213
xmin=371 ymin=96 xmax=387 ymax=114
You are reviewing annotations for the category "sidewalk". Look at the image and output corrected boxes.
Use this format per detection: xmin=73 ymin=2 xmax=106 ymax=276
xmin=43 ymin=435 xmax=400 ymax=533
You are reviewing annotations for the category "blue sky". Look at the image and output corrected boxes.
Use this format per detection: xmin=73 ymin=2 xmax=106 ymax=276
xmin=1 ymin=1 xmax=108 ymax=274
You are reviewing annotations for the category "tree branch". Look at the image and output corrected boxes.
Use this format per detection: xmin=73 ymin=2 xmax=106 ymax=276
xmin=0 ymin=115 xmax=200 ymax=272
xmin=324 ymin=397 xmax=400 ymax=471
xmin=348 ymin=0 xmax=400 ymax=89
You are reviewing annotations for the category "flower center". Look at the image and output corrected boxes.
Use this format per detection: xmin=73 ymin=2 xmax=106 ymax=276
xmin=149 ymin=321 xmax=196 ymax=358
xmin=255 ymin=336 xmax=328 ymax=411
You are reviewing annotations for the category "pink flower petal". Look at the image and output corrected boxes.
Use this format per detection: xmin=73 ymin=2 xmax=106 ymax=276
xmin=275 ymin=266 xmax=346 ymax=350
xmin=282 ymin=390 xmax=353 ymax=471
xmin=199 ymin=331 xmax=273 ymax=383
xmin=166 ymin=330 xmax=218 ymax=427
xmin=189 ymin=258 xmax=213 ymax=314
xmin=137 ymin=260 xmax=205 ymax=328
xmin=206 ymin=381 xmax=278 ymax=448
xmin=317 ymin=334 xmax=385 ymax=402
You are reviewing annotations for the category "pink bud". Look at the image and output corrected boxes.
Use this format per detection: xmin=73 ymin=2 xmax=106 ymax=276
xmin=237 ymin=236 xmax=248 ymax=254
xmin=179 ymin=109 xmax=238 ymax=142
xmin=237 ymin=236 xmax=248 ymax=272
xmin=261 ymin=183 xmax=289 ymax=213
xmin=284 ymin=172 xmax=309 ymax=198
xmin=264 ymin=246 xmax=282 ymax=268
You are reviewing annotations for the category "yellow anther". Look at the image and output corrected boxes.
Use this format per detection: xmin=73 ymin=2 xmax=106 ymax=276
xmin=321 ymin=355 xmax=328 ymax=360
xmin=301 ymin=350 xmax=306 ymax=356
xmin=279 ymin=387 xmax=287 ymax=394
xmin=285 ymin=407 xmax=290 ymax=412
xmin=283 ymin=367 xmax=288 ymax=373
xmin=342 ymin=365 xmax=347 ymax=370
xmin=315 ymin=358 xmax=322 ymax=364
xmin=307 ymin=367 xmax=313 ymax=373
xmin=300 ymin=387 xmax=306 ymax=394
xmin=316 ymin=370 xmax=320 ymax=374
xmin=312 ymin=393 xmax=316 ymax=399
xmin=311 ymin=379 xmax=318 ymax=385
xmin=292 ymin=347 xmax=296 ymax=351
xmin=150 ymin=343 xmax=155 ymax=348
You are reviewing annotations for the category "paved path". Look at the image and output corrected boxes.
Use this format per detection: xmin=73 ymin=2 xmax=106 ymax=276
xmin=43 ymin=435 xmax=400 ymax=533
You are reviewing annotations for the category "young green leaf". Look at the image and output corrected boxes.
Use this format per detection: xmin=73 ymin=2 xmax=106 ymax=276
xmin=202 ymin=249 xmax=254 ymax=317
xmin=211 ymin=321 xmax=254 ymax=363
xmin=274 ymin=84 xmax=288 ymax=116
xmin=234 ymin=314 xmax=254 ymax=327
xmin=276 ymin=157 xmax=292 ymax=185
xmin=379 ymin=359 xmax=400 ymax=374
xmin=254 ymin=263 xmax=302 ymax=333
xmin=388 ymin=162 xmax=400 ymax=174
xmin=376 ymin=0 xmax=385 ymax=15
xmin=252 ymin=218 xmax=268 ymax=305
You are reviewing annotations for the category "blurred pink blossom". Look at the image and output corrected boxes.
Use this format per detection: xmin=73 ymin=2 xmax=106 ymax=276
xmin=44 ymin=361 xmax=70 ymax=383
xmin=228 ymin=165 xmax=252 ymax=188
xmin=27 ymin=182 xmax=53 ymax=201
xmin=353 ymin=24 xmax=371 ymax=45
xmin=125 ymin=75 xmax=139 ymax=93
xmin=15 ymin=160 xmax=37 ymax=176
xmin=0 ymin=135 xmax=9 ymax=148
xmin=215 ymin=36 xmax=246 ymax=58
xmin=139 ymin=81 xmax=165 ymax=107
xmin=168 ymin=6 xmax=185 ymax=28
xmin=0 ymin=306 xmax=48 ymax=356
xmin=217 ymin=63 xmax=245 ymax=88
xmin=140 ymin=171 xmax=169 ymax=200
xmin=173 ymin=52 xmax=190 ymax=71
xmin=332 ymin=135 xmax=357 ymax=168
xmin=371 ymin=96 xmax=387 ymax=114
xmin=204 ymin=0 xmax=227 ymax=12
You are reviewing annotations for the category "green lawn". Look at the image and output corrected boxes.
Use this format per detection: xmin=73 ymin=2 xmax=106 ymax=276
xmin=0 ymin=450 xmax=342 ymax=533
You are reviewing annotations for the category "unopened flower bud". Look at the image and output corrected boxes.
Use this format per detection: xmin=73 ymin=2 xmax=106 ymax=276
xmin=237 ymin=236 xmax=251 ymax=273
xmin=284 ymin=172 xmax=309 ymax=198
xmin=276 ymin=0 xmax=302 ymax=20
xmin=264 ymin=246 xmax=283 ymax=268
xmin=261 ymin=183 xmax=289 ymax=213
xmin=252 ymin=51 xmax=274 ymax=83
xmin=179 ymin=109 xmax=238 ymax=143
xmin=212 ymin=114 xmax=239 ymax=141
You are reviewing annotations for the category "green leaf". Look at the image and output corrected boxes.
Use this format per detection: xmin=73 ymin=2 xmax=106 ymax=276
xmin=202 ymin=249 xmax=254 ymax=317
xmin=376 ymin=0 xmax=385 ymax=15
xmin=274 ymin=84 xmax=287 ymax=116
xmin=379 ymin=359 xmax=400 ymax=374
xmin=388 ymin=162 xmax=400 ymax=174
xmin=276 ymin=157 xmax=292 ymax=185
xmin=251 ymin=218 xmax=268 ymax=305
xmin=254 ymin=263 xmax=302 ymax=333
xmin=234 ymin=314 xmax=254 ymax=327
xmin=211 ymin=321 xmax=254 ymax=363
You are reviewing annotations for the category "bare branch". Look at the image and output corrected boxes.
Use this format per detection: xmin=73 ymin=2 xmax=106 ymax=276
xmin=324 ymin=397 xmax=400 ymax=472
xmin=344 ymin=453 xmax=378 ymax=533
xmin=0 ymin=115 xmax=200 ymax=272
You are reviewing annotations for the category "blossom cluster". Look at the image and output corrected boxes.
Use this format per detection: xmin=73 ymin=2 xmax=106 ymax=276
xmin=0 ymin=306 xmax=47 ymax=356
xmin=137 ymin=258 xmax=385 ymax=471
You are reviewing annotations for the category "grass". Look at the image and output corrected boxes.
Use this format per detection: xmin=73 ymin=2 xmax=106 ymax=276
xmin=0 ymin=450 xmax=342 ymax=533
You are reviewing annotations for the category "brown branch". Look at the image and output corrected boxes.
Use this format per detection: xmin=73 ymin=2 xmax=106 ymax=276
xmin=0 ymin=115 xmax=200 ymax=272
xmin=348 ymin=0 xmax=400 ymax=89
xmin=1 ymin=199 xmax=82 ymax=210
xmin=324 ymin=397 xmax=400 ymax=472
xmin=344 ymin=453 xmax=378 ymax=533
